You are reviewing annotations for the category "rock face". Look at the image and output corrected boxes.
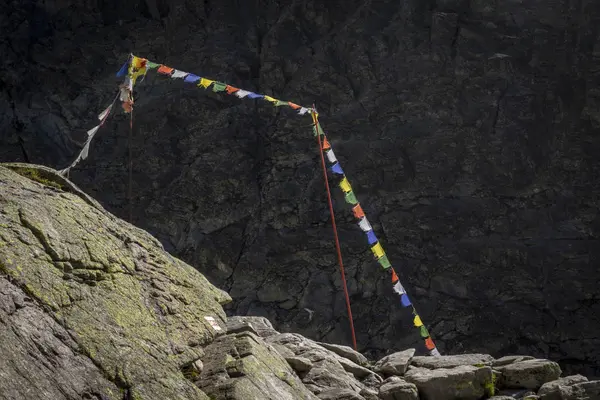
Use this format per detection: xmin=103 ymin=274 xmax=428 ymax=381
xmin=1 ymin=164 xmax=600 ymax=399
xmin=1 ymin=0 xmax=600 ymax=377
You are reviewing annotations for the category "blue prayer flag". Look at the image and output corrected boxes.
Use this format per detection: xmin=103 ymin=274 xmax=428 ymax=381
xmin=247 ymin=92 xmax=264 ymax=99
xmin=366 ymin=230 xmax=378 ymax=245
xmin=116 ymin=61 xmax=129 ymax=77
xmin=184 ymin=74 xmax=200 ymax=83
xmin=330 ymin=163 xmax=344 ymax=175
xmin=400 ymin=294 xmax=412 ymax=307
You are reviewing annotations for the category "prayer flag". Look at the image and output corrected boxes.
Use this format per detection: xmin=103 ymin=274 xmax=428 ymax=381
xmin=378 ymin=255 xmax=391 ymax=269
xmin=184 ymin=74 xmax=200 ymax=83
xmin=86 ymin=125 xmax=100 ymax=138
xmin=116 ymin=61 xmax=129 ymax=77
xmin=391 ymin=268 xmax=399 ymax=283
xmin=275 ymin=100 xmax=288 ymax=106
xmin=352 ymin=204 xmax=365 ymax=219
xmin=400 ymin=294 xmax=412 ymax=307
xmin=247 ymin=92 xmax=264 ymax=99
xmin=339 ymin=177 xmax=352 ymax=193
xmin=131 ymin=56 xmax=146 ymax=69
xmin=371 ymin=242 xmax=384 ymax=259
xmin=392 ymin=281 xmax=405 ymax=295
xmin=425 ymin=337 xmax=436 ymax=351
xmin=226 ymin=85 xmax=240 ymax=94
xmin=358 ymin=217 xmax=372 ymax=232
xmin=430 ymin=348 xmax=441 ymax=356
xmin=212 ymin=82 xmax=227 ymax=92
xmin=322 ymin=137 xmax=331 ymax=149
xmin=199 ymin=78 xmax=214 ymax=88
xmin=413 ymin=315 xmax=423 ymax=327
xmin=298 ymin=107 xmax=309 ymax=115
xmin=264 ymin=95 xmax=277 ymax=103
xmin=345 ymin=192 xmax=358 ymax=205
xmin=288 ymin=102 xmax=301 ymax=109
xmin=330 ymin=163 xmax=344 ymax=175
xmin=420 ymin=326 xmax=430 ymax=338
xmin=326 ymin=150 xmax=337 ymax=163
xmin=157 ymin=65 xmax=174 ymax=75
xmin=98 ymin=105 xmax=112 ymax=120
xmin=366 ymin=230 xmax=378 ymax=245
xmin=235 ymin=90 xmax=250 ymax=98
xmin=146 ymin=61 xmax=160 ymax=69
xmin=171 ymin=70 xmax=188 ymax=79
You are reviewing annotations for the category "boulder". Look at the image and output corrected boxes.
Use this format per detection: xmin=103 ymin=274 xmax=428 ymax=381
xmin=411 ymin=354 xmax=495 ymax=369
xmin=374 ymin=349 xmax=416 ymax=376
xmin=227 ymin=316 xmax=279 ymax=338
xmin=379 ymin=377 xmax=419 ymax=400
xmin=316 ymin=388 xmax=365 ymax=400
xmin=496 ymin=359 xmax=562 ymax=390
xmin=287 ymin=356 xmax=314 ymax=373
xmin=404 ymin=365 xmax=494 ymax=400
xmin=197 ymin=331 xmax=317 ymax=399
xmin=557 ymin=381 xmax=600 ymax=400
xmin=493 ymin=356 xmax=536 ymax=367
xmin=316 ymin=342 xmax=369 ymax=366
xmin=538 ymin=375 xmax=589 ymax=400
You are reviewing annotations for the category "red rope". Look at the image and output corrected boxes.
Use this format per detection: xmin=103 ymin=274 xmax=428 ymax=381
xmin=312 ymin=109 xmax=358 ymax=351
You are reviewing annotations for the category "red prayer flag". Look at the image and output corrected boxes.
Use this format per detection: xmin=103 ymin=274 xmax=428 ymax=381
xmin=226 ymin=85 xmax=240 ymax=94
xmin=352 ymin=204 xmax=365 ymax=219
xmin=425 ymin=337 xmax=435 ymax=350
xmin=391 ymin=268 xmax=399 ymax=284
xmin=322 ymin=137 xmax=331 ymax=150
xmin=288 ymin=102 xmax=301 ymax=109
xmin=157 ymin=65 xmax=174 ymax=75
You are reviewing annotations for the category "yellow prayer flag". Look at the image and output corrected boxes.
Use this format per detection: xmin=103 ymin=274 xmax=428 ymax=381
xmin=264 ymin=95 xmax=278 ymax=103
xmin=414 ymin=315 xmax=423 ymax=327
xmin=339 ymin=177 xmax=352 ymax=193
xmin=199 ymin=78 xmax=214 ymax=89
xmin=371 ymin=243 xmax=384 ymax=259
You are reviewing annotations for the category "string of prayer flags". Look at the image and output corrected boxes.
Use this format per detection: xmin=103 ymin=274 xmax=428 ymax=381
xmin=212 ymin=82 xmax=227 ymax=92
xmin=313 ymin=113 xmax=441 ymax=357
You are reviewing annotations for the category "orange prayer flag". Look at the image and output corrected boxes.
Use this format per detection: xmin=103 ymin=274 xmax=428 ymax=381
xmin=288 ymin=102 xmax=301 ymax=109
xmin=425 ymin=337 xmax=435 ymax=350
xmin=391 ymin=268 xmax=399 ymax=283
xmin=322 ymin=137 xmax=331 ymax=150
xmin=226 ymin=85 xmax=240 ymax=94
xmin=352 ymin=204 xmax=365 ymax=219
xmin=157 ymin=65 xmax=174 ymax=75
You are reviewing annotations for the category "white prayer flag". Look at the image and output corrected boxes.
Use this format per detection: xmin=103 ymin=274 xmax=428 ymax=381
xmin=171 ymin=70 xmax=188 ymax=79
xmin=235 ymin=90 xmax=251 ymax=98
xmin=86 ymin=125 xmax=100 ymax=138
xmin=298 ymin=107 xmax=309 ymax=115
xmin=358 ymin=217 xmax=372 ymax=232
xmin=393 ymin=282 xmax=406 ymax=295
xmin=326 ymin=150 xmax=337 ymax=163
xmin=98 ymin=105 xmax=112 ymax=120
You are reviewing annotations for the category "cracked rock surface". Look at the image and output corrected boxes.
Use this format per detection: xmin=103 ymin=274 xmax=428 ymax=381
xmin=1 ymin=0 xmax=600 ymax=377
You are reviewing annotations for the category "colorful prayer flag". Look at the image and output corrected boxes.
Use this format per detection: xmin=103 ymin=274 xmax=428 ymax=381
xmin=86 ymin=125 xmax=100 ymax=137
xmin=330 ymin=163 xmax=344 ymax=175
xmin=326 ymin=150 xmax=337 ymax=163
xmin=131 ymin=56 xmax=146 ymax=69
xmin=358 ymin=217 xmax=372 ymax=232
xmin=184 ymin=74 xmax=200 ymax=83
xmin=298 ymin=107 xmax=309 ymax=115
xmin=288 ymin=102 xmax=301 ymax=109
xmin=171 ymin=70 xmax=188 ymax=79
xmin=391 ymin=268 xmax=399 ymax=283
xmin=378 ymin=255 xmax=391 ymax=269
xmin=157 ymin=65 xmax=174 ymax=75
xmin=425 ymin=337 xmax=436 ymax=351
xmin=371 ymin=242 xmax=384 ymax=259
xmin=413 ymin=315 xmax=423 ymax=327
xmin=366 ymin=230 xmax=378 ymax=245
xmin=235 ymin=90 xmax=250 ymax=98
xmin=212 ymin=82 xmax=227 ymax=92
xmin=393 ymin=282 xmax=405 ymax=295
xmin=275 ymin=100 xmax=288 ymax=106
xmin=116 ymin=60 xmax=129 ymax=77
xmin=247 ymin=92 xmax=264 ymax=99
xmin=146 ymin=61 xmax=160 ymax=69
xmin=420 ymin=326 xmax=430 ymax=338
xmin=345 ymin=192 xmax=358 ymax=205
xmin=322 ymin=137 xmax=331 ymax=149
xmin=352 ymin=204 xmax=365 ymax=219
xmin=199 ymin=78 xmax=214 ymax=88
xmin=264 ymin=95 xmax=277 ymax=103
xmin=98 ymin=105 xmax=112 ymax=120
xmin=400 ymin=294 xmax=412 ymax=307
xmin=430 ymin=348 xmax=441 ymax=356
xmin=339 ymin=177 xmax=352 ymax=193
xmin=226 ymin=85 xmax=240 ymax=94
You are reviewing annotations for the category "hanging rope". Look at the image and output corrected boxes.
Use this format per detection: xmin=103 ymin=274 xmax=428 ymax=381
xmin=312 ymin=107 xmax=358 ymax=351
xmin=128 ymin=110 xmax=133 ymax=223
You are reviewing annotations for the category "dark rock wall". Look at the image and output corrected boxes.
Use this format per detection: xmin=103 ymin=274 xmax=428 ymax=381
xmin=1 ymin=0 xmax=599 ymax=377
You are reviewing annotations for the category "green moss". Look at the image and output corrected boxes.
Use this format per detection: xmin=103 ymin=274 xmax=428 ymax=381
xmin=11 ymin=167 xmax=64 ymax=190
xmin=484 ymin=371 xmax=497 ymax=397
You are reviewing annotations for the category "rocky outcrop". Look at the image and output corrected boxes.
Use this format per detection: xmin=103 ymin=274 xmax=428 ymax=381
xmin=1 ymin=164 xmax=599 ymax=400
xmin=1 ymin=0 xmax=599 ymax=378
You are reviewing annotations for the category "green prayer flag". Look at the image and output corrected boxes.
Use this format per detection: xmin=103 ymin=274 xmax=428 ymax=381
xmin=313 ymin=122 xmax=325 ymax=136
xmin=378 ymin=255 xmax=391 ymax=269
xmin=212 ymin=82 xmax=227 ymax=92
xmin=345 ymin=191 xmax=358 ymax=205
xmin=146 ymin=61 xmax=160 ymax=69
xmin=275 ymin=100 xmax=288 ymax=107
xmin=420 ymin=326 xmax=430 ymax=338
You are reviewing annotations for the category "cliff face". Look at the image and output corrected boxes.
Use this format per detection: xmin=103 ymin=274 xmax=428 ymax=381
xmin=1 ymin=0 xmax=600 ymax=378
